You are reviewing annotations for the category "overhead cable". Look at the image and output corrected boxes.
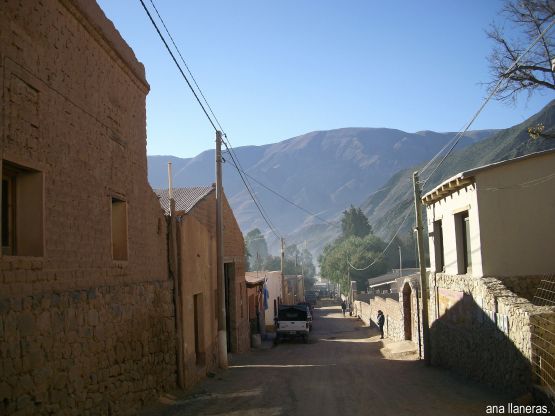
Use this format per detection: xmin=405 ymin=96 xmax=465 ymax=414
xmin=420 ymin=17 xmax=555 ymax=186
xmin=138 ymin=0 xmax=218 ymax=131
xmin=347 ymin=204 xmax=412 ymax=271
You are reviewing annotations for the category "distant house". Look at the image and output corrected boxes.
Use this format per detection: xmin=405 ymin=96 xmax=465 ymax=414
xmin=155 ymin=186 xmax=250 ymax=388
xmin=419 ymin=149 xmax=555 ymax=395
xmin=246 ymin=270 xmax=282 ymax=331
xmin=284 ymin=275 xmax=305 ymax=304
xmin=245 ymin=273 xmax=265 ymax=338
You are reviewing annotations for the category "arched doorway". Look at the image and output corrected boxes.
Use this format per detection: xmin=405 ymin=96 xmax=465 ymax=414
xmin=402 ymin=282 xmax=412 ymax=341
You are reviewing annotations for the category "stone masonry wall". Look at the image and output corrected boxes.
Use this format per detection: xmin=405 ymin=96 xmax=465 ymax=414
xmin=428 ymin=273 xmax=553 ymax=395
xmin=0 ymin=281 xmax=175 ymax=415
xmin=353 ymin=294 xmax=405 ymax=342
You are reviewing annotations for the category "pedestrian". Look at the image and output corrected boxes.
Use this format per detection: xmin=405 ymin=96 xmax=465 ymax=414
xmin=341 ymin=300 xmax=347 ymax=317
xmin=377 ymin=310 xmax=385 ymax=339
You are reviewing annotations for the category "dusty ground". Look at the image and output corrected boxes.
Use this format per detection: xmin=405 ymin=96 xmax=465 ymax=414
xmin=141 ymin=304 xmax=511 ymax=416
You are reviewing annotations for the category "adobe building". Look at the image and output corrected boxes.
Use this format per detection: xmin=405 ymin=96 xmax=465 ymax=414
xmin=421 ymin=149 xmax=555 ymax=396
xmin=245 ymin=273 xmax=265 ymax=339
xmin=284 ymin=275 xmax=305 ymax=304
xmin=155 ymin=187 xmax=250 ymax=388
xmin=0 ymin=1 xmax=176 ymax=415
xmin=246 ymin=270 xmax=282 ymax=331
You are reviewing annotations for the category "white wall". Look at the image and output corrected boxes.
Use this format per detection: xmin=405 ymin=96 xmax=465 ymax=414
xmin=426 ymin=183 xmax=484 ymax=277
xmin=263 ymin=271 xmax=282 ymax=327
xmin=475 ymin=152 xmax=555 ymax=276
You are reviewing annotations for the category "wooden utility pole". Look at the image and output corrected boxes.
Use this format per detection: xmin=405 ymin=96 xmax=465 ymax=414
xmin=167 ymin=162 xmax=184 ymax=388
xmin=281 ymin=237 xmax=285 ymax=304
xmin=216 ymin=131 xmax=228 ymax=368
xmin=413 ymin=171 xmax=431 ymax=366
xmin=399 ymin=245 xmax=403 ymax=278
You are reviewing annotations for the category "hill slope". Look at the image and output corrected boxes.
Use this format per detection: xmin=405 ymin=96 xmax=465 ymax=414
xmin=148 ymin=128 xmax=494 ymax=252
xmin=359 ymin=99 xmax=555 ymax=242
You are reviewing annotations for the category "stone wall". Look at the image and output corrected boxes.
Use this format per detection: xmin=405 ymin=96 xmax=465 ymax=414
xmin=496 ymin=275 xmax=547 ymax=303
xmin=0 ymin=281 xmax=176 ymax=415
xmin=353 ymin=294 xmax=405 ymax=342
xmin=429 ymin=272 xmax=555 ymax=395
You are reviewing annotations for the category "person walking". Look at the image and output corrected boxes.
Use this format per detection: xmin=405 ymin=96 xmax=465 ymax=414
xmin=377 ymin=310 xmax=385 ymax=339
xmin=341 ymin=300 xmax=347 ymax=317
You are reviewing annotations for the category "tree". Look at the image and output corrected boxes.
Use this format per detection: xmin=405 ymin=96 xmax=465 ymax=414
xmin=486 ymin=0 xmax=555 ymax=103
xmin=319 ymin=234 xmax=388 ymax=293
xmin=245 ymin=228 xmax=269 ymax=272
xmin=341 ymin=205 xmax=372 ymax=239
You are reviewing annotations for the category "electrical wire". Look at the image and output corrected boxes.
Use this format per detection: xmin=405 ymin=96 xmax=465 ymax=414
xmin=420 ymin=17 xmax=555 ymax=187
xmin=347 ymin=204 xmax=413 ymax=271
xmin=147 ymin=0 xmax=225 ymax=134
xmin=138 ymin=0 xmax=218 ymax=131
xmin=221 ymin=140 xmax=282 ymax=240
xmin=139 ymin=0 xmax=282 ymax=240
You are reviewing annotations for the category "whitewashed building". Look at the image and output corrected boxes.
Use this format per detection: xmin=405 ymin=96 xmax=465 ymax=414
xmin=423 ymin=149 xmax=555 ymax=278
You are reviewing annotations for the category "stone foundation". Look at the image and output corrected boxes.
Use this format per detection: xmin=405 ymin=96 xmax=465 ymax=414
xmin=0 ymin=280 xmax=176 ymax=415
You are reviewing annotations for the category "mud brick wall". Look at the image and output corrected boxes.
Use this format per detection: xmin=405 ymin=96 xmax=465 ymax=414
xmin=0 ymin=1 xmax=176 ymax=415
xmin=186 ymin=192 xmax=250 ymax=354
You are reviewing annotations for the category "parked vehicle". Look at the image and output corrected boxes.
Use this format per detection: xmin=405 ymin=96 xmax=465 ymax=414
xmin=275 ymin=305 xmax=310 ymax=344
xmin=297 ymin=302 xmax=313 ymax=329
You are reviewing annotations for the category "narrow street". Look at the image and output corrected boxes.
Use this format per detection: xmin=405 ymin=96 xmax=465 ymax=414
xmin=141 ymin=304 xmax=510 ymax=416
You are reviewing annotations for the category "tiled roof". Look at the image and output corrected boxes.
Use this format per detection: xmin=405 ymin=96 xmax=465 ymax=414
xmin=154 ymin=186 xmax=214 ymax=215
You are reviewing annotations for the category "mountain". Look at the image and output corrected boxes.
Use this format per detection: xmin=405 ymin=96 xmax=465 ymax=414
xmin=359 ymin=99 xmax=555 ymax=242
xmin=148 ymin=128 xmax=495 ymax=254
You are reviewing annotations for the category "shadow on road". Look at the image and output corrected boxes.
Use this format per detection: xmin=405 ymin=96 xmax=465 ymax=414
xmin=141 ymin=304 xmax=510 ymax=416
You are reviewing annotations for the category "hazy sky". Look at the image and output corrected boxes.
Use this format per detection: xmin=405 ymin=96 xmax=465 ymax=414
xmin=97 ymin=0 xmax=553 ymax=158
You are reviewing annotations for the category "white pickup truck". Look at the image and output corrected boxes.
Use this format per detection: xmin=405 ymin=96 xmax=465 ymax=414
xmin=274 ymin=305 xmax=310 ymax=344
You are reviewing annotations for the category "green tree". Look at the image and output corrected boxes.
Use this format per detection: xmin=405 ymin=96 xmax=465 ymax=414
xmin=245 ymin=228 xmax=269 ymax=272
xmin=319 ymin=234 xmax=388 ymax=293
xmin=341 ymin=205 xmax=372 ymax=239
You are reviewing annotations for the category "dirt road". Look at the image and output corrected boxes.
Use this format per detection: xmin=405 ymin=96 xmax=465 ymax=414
xmin=142 ymin=304 xmax=510 ymax=416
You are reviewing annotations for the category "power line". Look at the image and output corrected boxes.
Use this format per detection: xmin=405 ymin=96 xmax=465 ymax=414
xmin=147 ymin=0 xmax=225 ymax=134
xmin=346 ymin=204 xmax=412 ymax=271
xmin=139 ymin=0 xmax=282 ymax=240
xmin=420 ymin=17 xmax=555 ymax=186
xmin=138 ymin=0 xmax=217 ymax=131
xmin=221 ymin=140 xmax=282 ymax=240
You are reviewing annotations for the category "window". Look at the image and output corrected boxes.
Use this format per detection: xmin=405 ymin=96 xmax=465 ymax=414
xmin=1 ymin=160 xmax=43 ymax=256
xmin=455 ymin=211 xmax=471 ymax=274
xmin=433 ymin=220 xmax=444 ymax=272
xmin=111 ymin=197 xmax=128 ymax=261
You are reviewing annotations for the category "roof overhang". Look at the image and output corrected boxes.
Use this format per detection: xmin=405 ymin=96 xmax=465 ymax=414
xmin=422 ymin=175 xmax=474 ymax=206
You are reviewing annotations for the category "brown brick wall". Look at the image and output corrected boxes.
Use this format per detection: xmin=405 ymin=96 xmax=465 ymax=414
xmin=186 ymin=191 xmax=250 ymax=354
xmin=0 ymin=1 xmax=176 ymax=415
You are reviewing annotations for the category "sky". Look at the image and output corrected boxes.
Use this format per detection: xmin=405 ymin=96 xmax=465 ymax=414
xmin=97 ymin=0 xmax=554 ymax=159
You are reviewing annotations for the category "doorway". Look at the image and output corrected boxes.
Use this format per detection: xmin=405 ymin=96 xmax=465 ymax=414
xmin=224 ymin=262 xmax=234 ymax=352
xmin=403 ymin=283 xmax=412 ymax=341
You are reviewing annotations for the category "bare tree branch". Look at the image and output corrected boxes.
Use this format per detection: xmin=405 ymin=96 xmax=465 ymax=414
xmin=485 ymin=0 xmax=555 ymax=102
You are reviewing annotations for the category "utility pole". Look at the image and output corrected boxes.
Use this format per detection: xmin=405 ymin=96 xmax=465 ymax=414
xmin=398 ymin=245 xmax=403 ymax=278
xmin=168 ymin=162 xmax=184 ymax=388
xmin=413 ymin=171 xmax=431 ymax=366
xmin=281 ymin=237 xmax=285 ymax=304
xmin=216 ymin=131 xmax=228 ymax=368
